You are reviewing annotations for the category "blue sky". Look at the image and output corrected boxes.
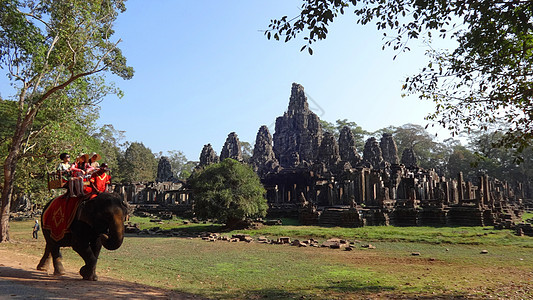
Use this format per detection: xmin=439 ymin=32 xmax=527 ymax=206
xmin=2 ymin=1 xmax=455 ymax=161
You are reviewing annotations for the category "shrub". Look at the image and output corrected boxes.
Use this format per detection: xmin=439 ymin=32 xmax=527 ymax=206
xmin=189 ymin=159 xmax=267 ymax=227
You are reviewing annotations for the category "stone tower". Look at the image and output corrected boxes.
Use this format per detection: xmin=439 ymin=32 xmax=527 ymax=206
xmin=251 ymin=125 xmax=280 ymax=177
xmin=220 ymin=132 xmax=243 ymax=162
xmin=317 ymin=131 xmax=341 ymax=170
xmin=198 ymin=144 xmax=219 ymax=167
xmin=338 ymin=126 xmax=361 ymax=167
xmin=401 ymin=148 xmax=418 ymax=168
xmin=156 ymin=156 xmax=174 ymax=182
xmin=273 ymin=83 xmax=322 ymax=167
xmin=380 ymin=133 xmax=399 ymax=165
xmin=363 ymin=137 xmax=385 ymax=169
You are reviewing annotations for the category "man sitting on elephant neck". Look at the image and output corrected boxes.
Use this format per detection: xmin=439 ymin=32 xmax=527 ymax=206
xmin=84 ymin=163 xmax=111 ymax=199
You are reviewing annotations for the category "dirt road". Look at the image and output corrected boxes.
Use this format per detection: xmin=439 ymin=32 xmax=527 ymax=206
xmin=0 ymin=249 xmax=204 ymax=300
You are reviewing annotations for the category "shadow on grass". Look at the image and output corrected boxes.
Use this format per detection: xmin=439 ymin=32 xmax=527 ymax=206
xmin=219 ymin=285 xmax=474 ymax=300
xmin=220 ymin=288 xmax=311 ymax=299
xmin=318 ymin=280 xmax=475 ymax=299
xmin=217 ymin=281 xmax=397 ymax=299
xmin=319 ymin=279 xmax=395 ymax=293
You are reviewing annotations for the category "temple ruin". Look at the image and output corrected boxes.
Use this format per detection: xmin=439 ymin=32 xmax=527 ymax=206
xmin=115 ymin=83 xmax=530 ymax=229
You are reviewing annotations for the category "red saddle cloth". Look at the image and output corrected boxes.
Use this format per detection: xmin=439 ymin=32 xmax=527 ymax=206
xmin=42 ymin=195 xmax=81 ymax=241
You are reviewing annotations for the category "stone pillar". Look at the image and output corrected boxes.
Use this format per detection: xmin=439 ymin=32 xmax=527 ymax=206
xmin=466 ymin=182 xmax=473 ymax=200
xmin=457 ymin=172 xmax=464 ymax=201
xmin=354 ymin=170 xmax=365 ymax=205
xmin=484 ymin=175 xmax=491 ymax=207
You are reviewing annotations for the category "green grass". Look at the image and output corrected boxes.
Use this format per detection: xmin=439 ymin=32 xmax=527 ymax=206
xmin=127 ymin=216 xmax=223 ymax=232
xmin=129 ymin=216 xmax=532 ymax=247
xmin=99 ymin=238 xmax=399 ymax=299
xmin=522 ymin=211 xmax=533 ymax=222
xmin=4 ymin=219 xmax=533 ymax=299
xmin=230 ymin=223 xmax=532 ymax=247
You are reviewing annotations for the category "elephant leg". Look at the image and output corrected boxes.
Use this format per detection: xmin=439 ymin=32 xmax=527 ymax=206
xmin=73 ymin=244 xmax=98 ymax=281
xmin=91 ymin=238 xmax=103 ymax=259
xmin=37 ymin=244 xmax=52 ymax=272
xmin=50 ymin=246 xmax=66 ymax=276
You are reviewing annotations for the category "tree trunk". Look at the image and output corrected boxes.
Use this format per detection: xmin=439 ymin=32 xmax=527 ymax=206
xmin=0 ymin=143 xmax=21 ymax=242
xmin=0 ymin=188 xmax=12 ymax=242
xmin=0 ymin=104 xmax=37 ymax=242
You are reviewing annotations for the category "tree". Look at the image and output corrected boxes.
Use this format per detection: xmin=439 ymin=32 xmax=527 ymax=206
xmin=467 ymin=130 xmax=533 ymax=186
xmin=0 ymin=0 xmax=133 ymax=241
xmin=1 ymin=92 xmax=106 ymax=223
xmin=159 ymin=150 xmax=198 ymax=180
xmin=92 ymin=124 xmax=127 ymax=183
xmin=188 ymin=158 xmax=267 ymax=228
xmin=391 ymin=124 xmax=439 ymax=169
xmin=240 ymin=141 xmax=253 ymax=164
xmin=447 ymin=145 xmax=480 ymax=182
xmin=373 ymin=123 xmax=453 ymax=173
xmin=122 ymin=142 xmax=157 ymax=183
xmin=178 ymin=161 xmax=197 ymax=180
xmin=267 ymin=1 xmax=533 ymax=157
xmin=2 ymin=97 xmax=101 ymax=207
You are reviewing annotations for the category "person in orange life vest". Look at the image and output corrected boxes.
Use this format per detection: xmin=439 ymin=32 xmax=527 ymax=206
xmin=85 ymin=163 xmax=111 ymax=198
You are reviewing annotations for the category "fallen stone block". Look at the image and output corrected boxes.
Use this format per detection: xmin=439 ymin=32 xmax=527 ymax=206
xmin=278 ymin=237 xmax=291 ymax=244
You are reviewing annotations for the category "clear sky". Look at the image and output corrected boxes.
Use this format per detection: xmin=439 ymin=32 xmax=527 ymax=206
xmin=3 ymin=1 xmax=456 ymax=161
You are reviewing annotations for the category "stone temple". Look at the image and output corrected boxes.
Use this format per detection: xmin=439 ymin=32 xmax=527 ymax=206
xmin=116 ymin=83 xmax=531 ymax=231
xmin=196 ymin=83 xmax=529 ymax=228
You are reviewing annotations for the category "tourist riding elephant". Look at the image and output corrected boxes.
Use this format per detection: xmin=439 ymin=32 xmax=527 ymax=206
xmin=37 ymin=193 xmax=128 ymax=281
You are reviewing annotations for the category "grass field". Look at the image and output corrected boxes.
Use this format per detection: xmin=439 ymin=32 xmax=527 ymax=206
xmin=3 ymin=218 xmax=533 ymax=299
xmin=523 ymin=211 xmax=533 ymax=221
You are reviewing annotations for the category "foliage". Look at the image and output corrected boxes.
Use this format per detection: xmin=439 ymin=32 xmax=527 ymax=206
xmin=178 ymin=161 xmax=197 ymax=180
xmin=0 ymin=97 xmax=100 ymax=206
xmin=158 ymin=150 xmax=198 ymax=180
xmin=266 ymin=0 xmax=533 ymax=157
xmin=465 ymin=130 xmax=533 ymax=185
xmin=391 ymin=124 xmax=449 ymax=171
xmin=188 ymin=158 xmax=267 ymax=226
xmin=366 ymin=123 xmax=452 ymax=172
xmin=0 ymin=0 xmax=133 ymax=241
xmin=446 ymin=145 xmax=479 ymax=181
xmin=240 ymin=141 xmax=253 ymax=163
xmin=92 ymin=124 xmax=127 ymax=183
xmin=122 ymin=142 xmax=157 ymax=183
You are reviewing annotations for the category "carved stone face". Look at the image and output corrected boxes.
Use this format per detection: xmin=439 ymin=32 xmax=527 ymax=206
xmin=289 ymin=152 xmax=300 ymax=167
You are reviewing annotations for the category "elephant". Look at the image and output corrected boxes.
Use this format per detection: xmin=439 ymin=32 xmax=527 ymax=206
xmin=37 ymin=192 xmax=128 ymax=281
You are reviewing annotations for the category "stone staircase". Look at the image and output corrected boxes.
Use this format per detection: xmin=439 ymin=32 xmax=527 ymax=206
xmin=319 ymin=208 xmax=345 ymax=227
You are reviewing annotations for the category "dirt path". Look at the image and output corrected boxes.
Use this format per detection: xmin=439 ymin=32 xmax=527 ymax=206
xmin=0 ymin=249 xmax=205 ymax=300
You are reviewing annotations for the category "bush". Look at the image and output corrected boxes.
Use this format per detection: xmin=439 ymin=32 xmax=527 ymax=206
xmin=189 ymin=159 xmax=267 ymax=227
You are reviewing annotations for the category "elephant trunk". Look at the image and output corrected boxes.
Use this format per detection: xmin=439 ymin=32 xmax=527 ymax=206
xmin=101 ymin=213 xmax=125 ymax=250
